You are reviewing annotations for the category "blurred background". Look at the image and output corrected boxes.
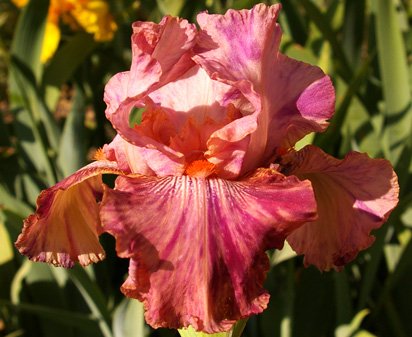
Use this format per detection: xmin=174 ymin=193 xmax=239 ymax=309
xmin=0 ymin=0 xmax=412 ymax=336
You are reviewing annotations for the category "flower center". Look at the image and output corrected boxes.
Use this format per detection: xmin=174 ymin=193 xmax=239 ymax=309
xmin=184 ymin=159 xmax=216 ymax=178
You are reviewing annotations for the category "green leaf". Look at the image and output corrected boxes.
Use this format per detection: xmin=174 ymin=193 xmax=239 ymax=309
xmin=10 ymin=0 xmax=49 ymax=81
xmin=300 ymin=0 xmax=352 ymax=80
xmin=42 ymin=32 xmax=96 ymax=90
xmin=292 ymin=269 xmax=335 ymax=337
xmin=11 ymin=52 xmax=60 ymax=156
xmin=315 ymin=53 xmax=373 ymax=152
xmin=341 ymin=0 xmax=366 ymax=67
xmin=259 ymin=263 xmax=294 ymax=337
xmin=10 ymin=59 xmax=58 ymax=187
xmin=0 ymin=184 xmax=33 ymax=218
xmin=0 ymin=300 xmax=106 ymax=333
xmin=67 ymin=266 xmax=113 ymax=337
xmin=57 ymin=85 xmax=86 ymax=178
xmin=373 ymin=0 xmax=412 ymax=165
xmin=10 ymin=262 xmax=75 ymax=337
xmin=335 ymin=309 xmax=370 ymax=337
xmin=279 ymin=0 xmax=308 ymax=46
xmin=0 ymin=214 xmax=14 ymax=265
xmin=113 ymin=298 xmax=146 ymax=337
xmin=156 ymin=0 xmax=186 ymax=16
xmin=129 ymin=107 xmax=144 ymax=127
xmin=334 ymin=270 xmax=353 ymax=326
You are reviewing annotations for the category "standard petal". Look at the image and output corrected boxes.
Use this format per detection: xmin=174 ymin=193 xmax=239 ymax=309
xmin=263 ymin=55 xmax=335 ymax=152
xmin=103 ymin=135 xmax=184 ymax=176
xmin=104 ymin=16 xmax=197 ymax=135
xmin=195 ymin=4 xmax=282 ymax=84
xmin=194 ymin=4 xmax=281 ymax=171
xmin=285 ymin=145 xmax=399 ymax=271
xmin=15 ymin=161 xmax=124 ymax=268
xmin=194 ymin=4 xmax=335 ymax=168
xmin=101 ymin=171 xmax=316 ymax=332
xmin=149 ymin=65 xmax=256 ymax=178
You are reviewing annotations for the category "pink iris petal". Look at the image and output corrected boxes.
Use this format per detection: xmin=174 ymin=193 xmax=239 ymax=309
xmin=100 ymin=171 xmax=317 ymax=333
xmin=264 ymin=56 xmax=334 ymax=152
xmin=195 ymin=4 xmax=282 ymax=84
xmin=104 ymin=16 xmax=197 ymax=143
xmin=285 ymin=145 xmax=399 ymax=271
xmin=102 ymin=18 xmax=197 ymax=178
xmin=148 ymin=65 xmax=256 ymax=178
xmin=194 ymin=4 xmax=334 ymax=170
xmin=103 ymin=135 xmax=152 ymax=175
xmin=15 ymin=161 xmax=124 ymax=268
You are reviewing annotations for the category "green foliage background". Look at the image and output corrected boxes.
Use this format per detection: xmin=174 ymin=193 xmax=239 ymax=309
xmin=0 ymin=0 xmax=412 ymax=336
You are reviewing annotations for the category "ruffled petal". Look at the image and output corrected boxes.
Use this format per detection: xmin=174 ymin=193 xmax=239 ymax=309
xmin=15 ymin=161 xmax=124 ymax=268
xmin=149 ymin=65 xmax=256 ymax=178
xmin=194 ymin=4 xmax=334 ymax=167
xmin=104 ymin=16 xmax=197 ymax=134
xmin=103 ymin=18 xmax=197 ymax=177
xmin=149 ymin=65 xmax=236 ymax=126
xmin=103 ymin=135 xmax=184 ymax=176
xmin=194 ymin=4 xmax=281 ymax=172
xmin=101 ymin=171 xmax=316 ymax=332
xmin=285 ymin=145 xmax=399 ymax=271
xmin=195 ymin=4 xmax=282 ymax=84
xmin=264 ymin=55 xmax=334 ymax=152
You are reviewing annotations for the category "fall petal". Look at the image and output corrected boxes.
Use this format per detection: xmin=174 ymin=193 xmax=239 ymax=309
xmin=101 ymin=172 xmax=316 ymax=332
xmin=15 ymin=161 xmax=124 ymax=268
xmin=285 ymin=145 xmax=399 ymax=271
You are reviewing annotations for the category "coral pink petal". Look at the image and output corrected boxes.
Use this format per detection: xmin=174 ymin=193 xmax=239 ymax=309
xmin=15 ymin=161 xmax=124 ymax=268
xmin=103 ymin=135 xmax=149 ymax=174
xmin=285 ymin=145 xmax=399 ymax=271
xmin=206 ymin=113 xmax=257 ymax=179
xmin=104 ymin=16 xmax=197 ymax=142
xmin=194 ymin=4 xmax=281 ymax=171
xmin=149 ymin=65 xmax=236 ymax=126
xmin=103 ymin=135 xmax=183 ymax=176
xmin=101 ymin=171 xmax=317 ymax=333
xmin=195 ymin=4 xmax=282 ymax=85
xmin=264 ymin=55 xmax=335 ymax=153
xmin=149 ymin=65 xmax=254 ymax=178
xmin=142 ymin=17 xmax=197 ymax=80
xmin=195 ymin=4 xmax=334 ymax=168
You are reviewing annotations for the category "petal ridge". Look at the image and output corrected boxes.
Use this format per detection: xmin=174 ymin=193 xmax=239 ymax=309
xmin=101 ymin=172 xmax=316 ymax=332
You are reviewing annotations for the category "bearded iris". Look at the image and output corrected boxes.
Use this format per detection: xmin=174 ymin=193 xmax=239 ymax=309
xmin=16 ymin=3 xmax=399 ymax=333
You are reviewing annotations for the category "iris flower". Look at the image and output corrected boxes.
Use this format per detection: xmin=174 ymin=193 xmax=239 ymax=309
xmin=12 ymin=0 xmax=117 ymax=62
xmin=16 ymin=3 xmax=399 ymax=333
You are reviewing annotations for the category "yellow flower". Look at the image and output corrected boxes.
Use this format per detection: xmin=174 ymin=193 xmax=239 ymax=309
xmin=12 ymin=0 xmax=117 ymax=63
xmin=12 ymin=0 xmax=28 ymax=6
xmin=70 ymin=0 xmax=117 ymax=41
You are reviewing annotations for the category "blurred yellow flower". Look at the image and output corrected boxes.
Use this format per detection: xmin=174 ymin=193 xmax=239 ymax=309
xmin=12 ymin=0 xmax=117 ymax=63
